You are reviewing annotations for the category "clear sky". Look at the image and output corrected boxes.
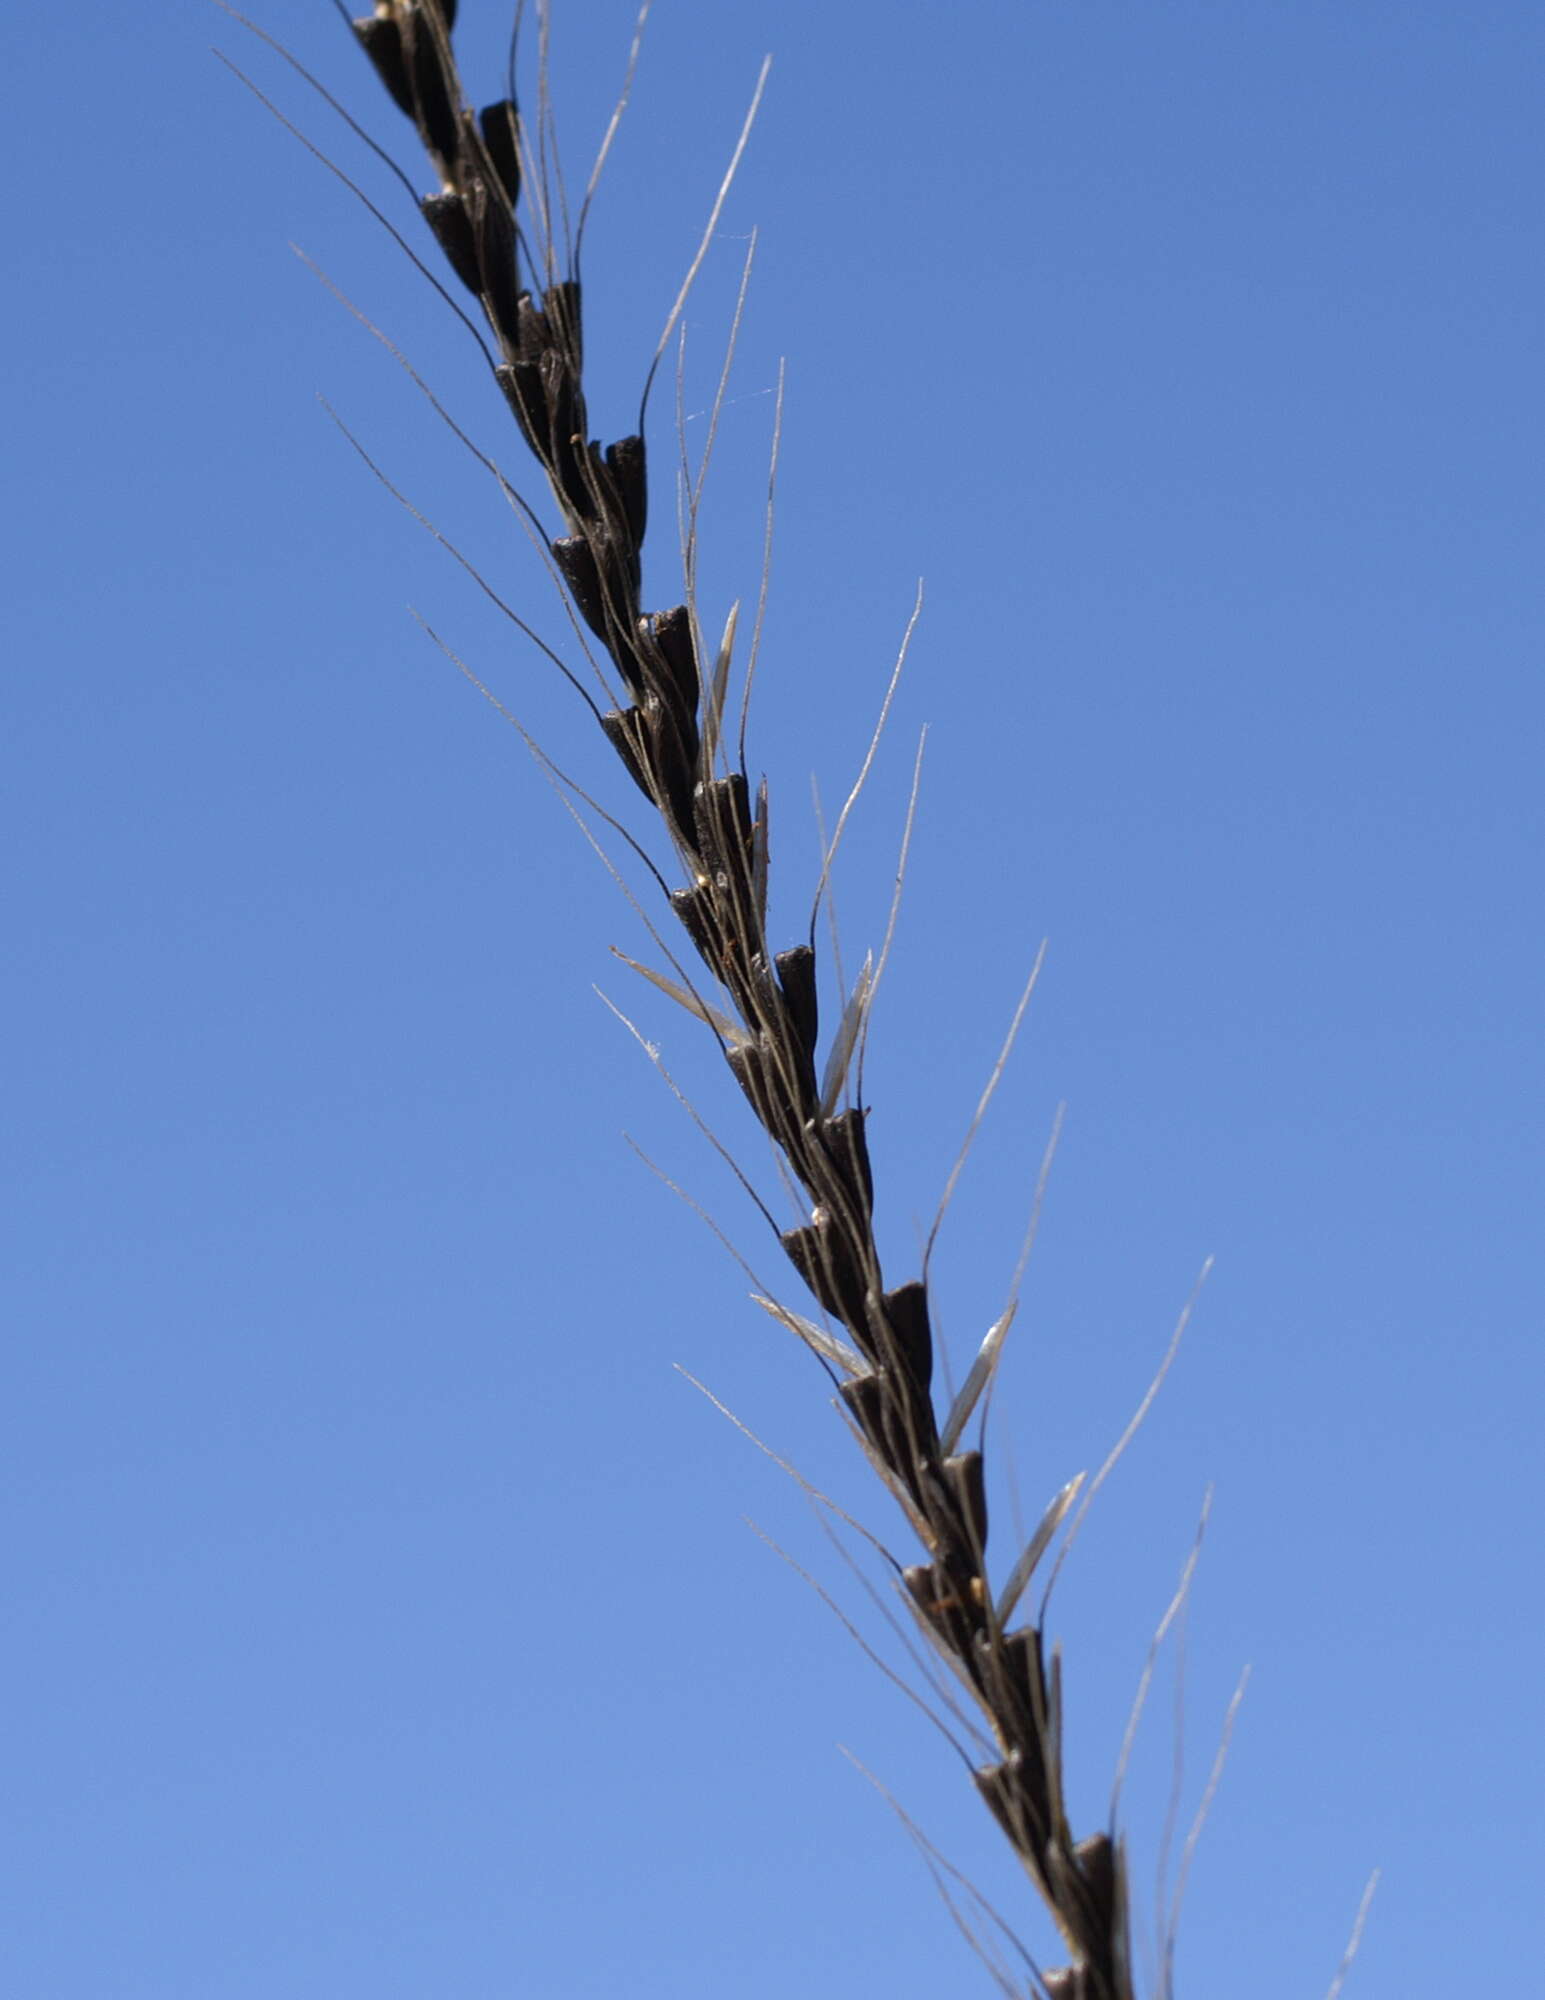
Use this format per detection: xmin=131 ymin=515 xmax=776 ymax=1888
xmin=6 ymin=3 xmax=1543 ymax=1995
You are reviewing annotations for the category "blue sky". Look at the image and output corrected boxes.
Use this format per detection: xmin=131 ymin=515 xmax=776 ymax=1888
xmin=6 ymin=2 xmax=1543 ymax=1994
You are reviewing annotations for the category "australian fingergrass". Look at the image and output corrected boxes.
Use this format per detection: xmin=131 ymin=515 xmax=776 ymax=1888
xmin=234 ymin=5 xmax=1255 ymax=1993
